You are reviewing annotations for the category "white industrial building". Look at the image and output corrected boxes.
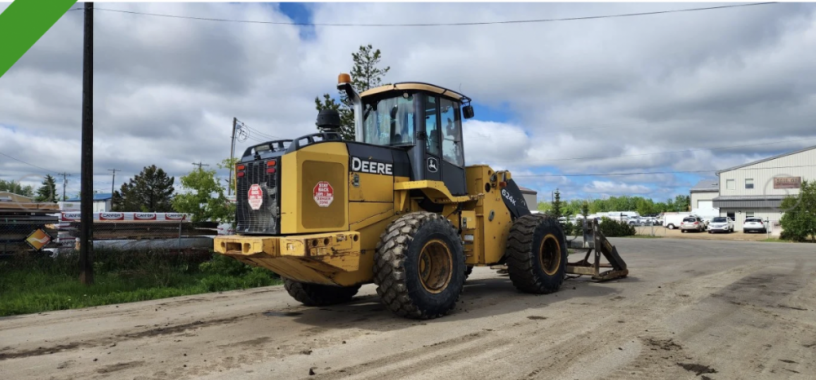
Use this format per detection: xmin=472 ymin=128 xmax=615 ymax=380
xmin=710 ymin=145 xmax=816 ymax=232
xmin=518 ymin=186 xmax=538 ymax=212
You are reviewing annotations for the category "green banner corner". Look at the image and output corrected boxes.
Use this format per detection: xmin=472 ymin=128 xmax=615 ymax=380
xmin=0 ymin=0 xmax=77 ymax=79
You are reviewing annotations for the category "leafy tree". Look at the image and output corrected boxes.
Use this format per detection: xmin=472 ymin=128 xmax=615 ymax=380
xmin=218 ymin=157 xmax=239 ymax=195
xmin=537 ymin=201 xmax=552 ymax=213
xmin=0 ymin=179 xmax=34 ymax=197
xmin=315 ymin=44 xmax=391 ymax=140
xmin=112 ymin=165 xmax=175 ymax=212
xmin=551 ymin=189 xmax=563 ymax=219
xmin=581 ymin=201 xmax=590 ymax=219
xmin=172 ymin=167 xmax=234 ymax=224
xmin=34 ymin=174 xmax=58 ymax=203
xmin=779 ymin=180 xmax=816 ymax=242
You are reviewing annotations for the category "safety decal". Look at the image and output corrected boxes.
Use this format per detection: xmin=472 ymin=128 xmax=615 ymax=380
xmin=313 ymin=181 xmax=334 ymax=207
xmin=248 ymin=184 xmax=264 ymax=210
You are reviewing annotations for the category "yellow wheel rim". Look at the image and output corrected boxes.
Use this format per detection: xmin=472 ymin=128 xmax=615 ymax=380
xmin=418 ymin=239 xmax=453 ymax=294
xmin=539 ymin=234 xmax=562 ymax=276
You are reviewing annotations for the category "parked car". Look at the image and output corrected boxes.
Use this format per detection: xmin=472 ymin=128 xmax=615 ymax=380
xmin=743 ymin=217 xmax=767 ymax=233
xmin=707 ymin=216 xmax=734 ymax=233
xmin=680 ymin=216 xmax=706 ymax=233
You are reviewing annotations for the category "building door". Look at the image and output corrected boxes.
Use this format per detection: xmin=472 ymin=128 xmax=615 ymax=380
xmin=697 ymin=200 xmax=713 ymax=209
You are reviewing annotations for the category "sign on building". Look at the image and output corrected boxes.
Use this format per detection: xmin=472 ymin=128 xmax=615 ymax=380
xmin=773 ymin=176 xmax=801 ymax=189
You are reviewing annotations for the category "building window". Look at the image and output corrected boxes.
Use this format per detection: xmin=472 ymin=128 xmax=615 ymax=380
xmin=746 ymin=212 xmax=754 ymax=218
xmin=745 ymin=178 xmax=754 ymax=189
xmin=726 ymin=179 xmax=735 ymax=190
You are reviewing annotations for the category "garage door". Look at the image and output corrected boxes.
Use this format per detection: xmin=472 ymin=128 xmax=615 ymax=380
xmin=697 ymin=200 xmax=713 ymax=209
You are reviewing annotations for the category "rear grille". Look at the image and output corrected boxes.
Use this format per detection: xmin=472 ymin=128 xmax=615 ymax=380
xmin=236 ymin=160 xmax=279 ymax=234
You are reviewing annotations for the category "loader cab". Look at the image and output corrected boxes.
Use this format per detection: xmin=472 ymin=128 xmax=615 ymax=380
xmin=359 ymin=83 xmax=474 ymax=195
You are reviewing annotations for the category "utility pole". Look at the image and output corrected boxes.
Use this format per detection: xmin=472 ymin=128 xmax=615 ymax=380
xmin=79 ymin=2 xmax=94 ymax=285
xmin=192 ymin=161 xmax=209 ymax=170
xmin=58 ymin=172 xmax=69 ymax=201
xmin=228 ymin=117 xmax=237 ymax=196
xmin=108 ymin=168 xmax=118 ymax=195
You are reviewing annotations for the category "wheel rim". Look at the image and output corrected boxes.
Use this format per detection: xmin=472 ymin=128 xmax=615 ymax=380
xmin=418 ymin=239 xmax=453 ymax=294
xmin=538 ymin=234 xmax=562 ymax=276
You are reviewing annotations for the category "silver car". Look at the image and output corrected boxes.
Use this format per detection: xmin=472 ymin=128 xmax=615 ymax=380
xmin=680 ymin=216 xmax=706 ymax=233
xmin=707 ymin=216 xmax=734 ymax=233
xmin=743 ymin=217 xmax=766 ymax=233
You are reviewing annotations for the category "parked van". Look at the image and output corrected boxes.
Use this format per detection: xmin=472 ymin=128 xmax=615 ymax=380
xmin=662 ymin=212 xmax=694 ymax=230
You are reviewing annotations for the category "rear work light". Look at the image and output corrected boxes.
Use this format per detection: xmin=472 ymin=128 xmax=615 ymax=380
xmin=266 ymin=160 xmax=276 ymax=173
xmin=236 ymin=164 xmax=246 ymax=178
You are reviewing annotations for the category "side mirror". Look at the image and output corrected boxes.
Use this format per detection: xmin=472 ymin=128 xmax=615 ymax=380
xmin=462 ymin=105 xmax=474 ymax=119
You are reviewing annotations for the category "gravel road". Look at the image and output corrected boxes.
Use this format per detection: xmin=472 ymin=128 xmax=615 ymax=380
xmin=2 ymin=238 xmax=814 ymax=380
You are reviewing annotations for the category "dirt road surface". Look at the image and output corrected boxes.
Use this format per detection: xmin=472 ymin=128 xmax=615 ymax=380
xmin=2 ymin=239 xmax=815 ymax=380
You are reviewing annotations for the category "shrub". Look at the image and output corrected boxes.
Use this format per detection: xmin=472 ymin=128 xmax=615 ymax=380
xmin=599 ymin=217 xmax=636 ymax=237
xmin=779 ymin=180 xmax=816 ymax=243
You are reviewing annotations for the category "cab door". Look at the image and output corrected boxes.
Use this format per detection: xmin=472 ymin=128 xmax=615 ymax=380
xmin=423 ymin=95 xmax=442 ymax=182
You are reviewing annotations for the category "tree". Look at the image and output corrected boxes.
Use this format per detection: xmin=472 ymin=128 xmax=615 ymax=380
xmin=674 ymin=195 xmax=690 ymax=211
xmin=34 ymin=174 xmax=58 ymax=203
xmin=315 ymin=44 xmax=391 ymax=140
xmin=112 ymin=165 xmax=175 ymax=212
xmin=0 ymin=179 xmax=34 ymax=197
xmin=218 ymin=157 xmax=239 ymax=195
xmin=779 ymin=180 xmax=816 ymax=242
xmin=537 ymin=201 xmax=552 ymax=213
xmin=581 ymin=201 xmax=590 ymax=219
xmin=172 ymin=167 xmax=234 ymax=224
xmin=551 ymin=189 xmax=563 ymax=219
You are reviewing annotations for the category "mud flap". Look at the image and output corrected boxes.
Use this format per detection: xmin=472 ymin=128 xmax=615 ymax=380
xmin=566 ymin=219 xmax=629 ymax=281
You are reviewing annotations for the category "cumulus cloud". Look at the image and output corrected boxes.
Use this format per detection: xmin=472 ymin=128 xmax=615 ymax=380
xmin=2 ymin=2 xmax=815 ymax=202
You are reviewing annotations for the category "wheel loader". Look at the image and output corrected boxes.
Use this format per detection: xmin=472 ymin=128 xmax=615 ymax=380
xmin=214 ymin=74 xmax=628 ymax=319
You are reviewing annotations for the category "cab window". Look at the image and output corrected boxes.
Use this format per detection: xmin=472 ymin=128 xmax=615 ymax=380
xmin=425 ymin=95 xmax=440 ymax=156
xmin=362 ymin=93 xmax=416 ymax=146
xmin=440 ymin=98 xmax=464 ymax=166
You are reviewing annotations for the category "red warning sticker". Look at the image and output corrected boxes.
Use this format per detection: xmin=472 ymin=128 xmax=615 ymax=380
xmin=313 ymin=181 xmax=334 ymax=207
xmin=248 ymin=184 xmax=263 ymax=210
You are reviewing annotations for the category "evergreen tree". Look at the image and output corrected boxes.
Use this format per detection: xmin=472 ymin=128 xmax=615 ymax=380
xmin=112 ymin=165 xmax=175 ymax=212
xmin=315 ymin=44 xmax=391 ymax=140
xmin=551 ymin=189 xmax=563 ymax=219
xmin=35 ymin=174 xmax=58 ymax=203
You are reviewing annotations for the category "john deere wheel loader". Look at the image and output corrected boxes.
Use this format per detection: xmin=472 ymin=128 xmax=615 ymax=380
xmin=214 ymin=74 xmax=627 ymax=319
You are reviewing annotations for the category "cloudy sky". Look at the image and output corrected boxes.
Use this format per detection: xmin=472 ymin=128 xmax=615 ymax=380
xmin=1 ymin=2 xmax=815 ymax=203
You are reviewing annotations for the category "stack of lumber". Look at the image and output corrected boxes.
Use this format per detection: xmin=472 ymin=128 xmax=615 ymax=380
xmin=0 ymin=202 xmax=60 ymax=254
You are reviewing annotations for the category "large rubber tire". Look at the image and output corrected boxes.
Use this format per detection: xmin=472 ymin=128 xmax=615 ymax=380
xmin=505 ymin=215 xmax=568 ymax=294
xmin=373 ymin=212 xmax=466 ymax=319
xmin=283 ymin=278 xmax=361 ymax=307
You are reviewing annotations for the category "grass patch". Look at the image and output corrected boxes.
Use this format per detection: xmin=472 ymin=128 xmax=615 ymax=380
xmin=0 ymin=249 xmax=281 ymax=317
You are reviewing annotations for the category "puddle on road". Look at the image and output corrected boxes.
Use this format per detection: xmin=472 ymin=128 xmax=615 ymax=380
xmin=263 ymin=311 xmax=303 ymax=317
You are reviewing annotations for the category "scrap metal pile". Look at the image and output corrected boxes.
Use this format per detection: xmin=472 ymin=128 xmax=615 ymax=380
xmin=0 ymin=201 xmax=60 ymax=255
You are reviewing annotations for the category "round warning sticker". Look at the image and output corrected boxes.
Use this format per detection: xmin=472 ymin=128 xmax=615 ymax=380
xmin=313 ymin=181 xmax=334 ymax=207
xmin=248 ymin=184 xmax=264 ymax=210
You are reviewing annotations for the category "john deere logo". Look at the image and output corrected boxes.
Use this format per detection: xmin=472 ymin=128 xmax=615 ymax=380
xmin=26 ymin=229 xmax=51 ymax=251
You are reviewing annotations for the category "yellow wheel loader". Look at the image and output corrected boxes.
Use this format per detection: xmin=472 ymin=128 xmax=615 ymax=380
xmin=214 ymin=74 xmax=627 ymax=319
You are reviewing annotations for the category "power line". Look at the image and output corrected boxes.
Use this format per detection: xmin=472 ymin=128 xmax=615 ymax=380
xmin=533 ymin=137 xmax=816 ymax=163
xmin=68 ymin=3 xmax=777 ymax=27
xmin=0 ymin=150 xmax=56 ymax=173
xmin=192 ymin=161 xmax=210 ymax=170
xmin=514 ymin=164 xmax=816 ymax=178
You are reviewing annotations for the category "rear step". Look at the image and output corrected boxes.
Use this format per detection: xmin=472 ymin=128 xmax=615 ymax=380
xmin=566 ymin=219 xmax=628 ymax=281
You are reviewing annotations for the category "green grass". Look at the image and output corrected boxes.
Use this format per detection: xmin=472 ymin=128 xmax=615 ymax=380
xmin=0 ymin=250 xmax=281 ymax=317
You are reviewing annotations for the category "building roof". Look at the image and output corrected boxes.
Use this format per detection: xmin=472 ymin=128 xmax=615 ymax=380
xmin=518 ymin=186 xmax=537 ymax=194
xmin=712 ymin=195 xmax=787 ymax=209
xmin=716 ymin=144 xmax=816 ymax=174
xmin=0 ymin=191 xmax=34 ymax=202
xmin=65 ymin=193 xmax=113 ymax=202
xmin=690 ymin=179 xmax=719 ymax=192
